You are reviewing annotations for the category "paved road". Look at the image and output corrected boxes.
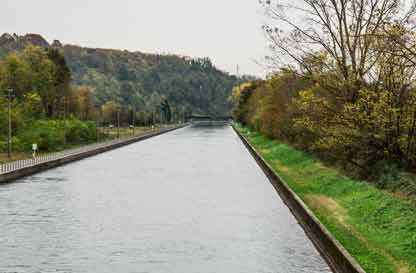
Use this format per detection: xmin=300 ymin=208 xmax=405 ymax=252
xmin=0 ymin=125 xmax=331 ymax=273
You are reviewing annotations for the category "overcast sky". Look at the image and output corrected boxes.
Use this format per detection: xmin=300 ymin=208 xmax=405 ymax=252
xmin=1 ymin=0 xmax=269 ymax=77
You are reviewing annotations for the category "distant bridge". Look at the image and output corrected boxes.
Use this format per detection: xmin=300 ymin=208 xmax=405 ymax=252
xmin=185 ymin=115 xmax=233 ymax=124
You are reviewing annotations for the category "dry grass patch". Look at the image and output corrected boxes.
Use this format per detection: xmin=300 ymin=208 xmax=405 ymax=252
xmin=304 ymin=195 xmax=412 ymax=273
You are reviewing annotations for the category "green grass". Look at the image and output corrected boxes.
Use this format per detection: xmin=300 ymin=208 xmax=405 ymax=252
xmin=238 ymin=126 xmax=416 ymax=273
xmin=100 ymin=126 xmax=153 ymax=138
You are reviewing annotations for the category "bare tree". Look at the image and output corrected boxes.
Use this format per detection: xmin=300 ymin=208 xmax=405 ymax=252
xmin=261 ymin=0 xmax=416 ymax=91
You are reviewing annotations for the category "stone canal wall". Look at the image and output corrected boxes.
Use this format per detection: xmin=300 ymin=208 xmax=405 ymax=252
xmin=233 ymin=126 xmax=366 ymax=273
xmin=0 ymin=125 xmax=187 ymax=184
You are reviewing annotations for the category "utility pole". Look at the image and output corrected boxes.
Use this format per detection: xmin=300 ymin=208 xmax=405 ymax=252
xmin=132 ymin=107 xmax=136 ymax=136
xmin=96 ymin=109 xmax=100 ymax=142
xmin=160 ymin=108 xmax=164 ymax=127
xmin=7 ymin=88 xmax=13 ymax=159
xmin=116 ymin=110 xmax=120 ymax=139
xmin=63 ymin=97 xmax=67 ymax=147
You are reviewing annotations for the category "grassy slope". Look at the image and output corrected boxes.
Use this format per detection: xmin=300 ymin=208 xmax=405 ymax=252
xmin=238 ymin=127 xmax=416 ymax=273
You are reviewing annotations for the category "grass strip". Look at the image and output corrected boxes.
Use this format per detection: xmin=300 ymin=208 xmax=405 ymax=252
xmin=238 ymin=126 xmax=416 ymax=273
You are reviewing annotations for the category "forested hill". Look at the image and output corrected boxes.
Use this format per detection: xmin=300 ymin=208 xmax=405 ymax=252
xmin=0 ymin=33 xmax=240 ymax=116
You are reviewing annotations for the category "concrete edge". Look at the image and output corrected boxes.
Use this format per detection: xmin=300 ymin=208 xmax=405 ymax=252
xmin=0 ymin=125 xmax=188 ymax=185
xmin=232 ymin=126 xmax=367 ymax=273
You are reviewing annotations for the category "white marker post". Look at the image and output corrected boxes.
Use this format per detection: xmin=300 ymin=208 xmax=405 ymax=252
xmin=32 ymin=143 xmax=38 ymax=159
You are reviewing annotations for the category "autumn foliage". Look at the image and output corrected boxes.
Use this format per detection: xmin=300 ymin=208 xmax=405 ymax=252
xmin=233 ymin=69 xmax=416 ymax=181
xmin=233 ymin=0 xmax=416 ymax=183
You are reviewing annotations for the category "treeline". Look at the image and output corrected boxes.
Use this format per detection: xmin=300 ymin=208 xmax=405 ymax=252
xmin=0 ymin=45 xmax=190 ymax=153
xmin=0 ymin=46 xmax=98 ymax=152
xmin=0 ymin=41 xmax=238 ymax=154
xmin=64 ymin=46 xmax=238 ymax=118
xmin=233 ymin=0 xmax=416 ymax=192
xmin=0 ymin=33 xmax=241 ymax=120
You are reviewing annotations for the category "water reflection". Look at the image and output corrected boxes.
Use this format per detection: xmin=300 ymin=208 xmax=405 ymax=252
xmin=0 ymin=125 xmax=331 ymax=273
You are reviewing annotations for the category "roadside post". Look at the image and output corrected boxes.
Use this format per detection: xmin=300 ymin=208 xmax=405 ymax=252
xmin=32 ymin=143 xmax=38 ymax=159
xmin=117 ymin=111 xmax=120 ymax=139
xmin=109 ymin=124 xmax=114 ymax=139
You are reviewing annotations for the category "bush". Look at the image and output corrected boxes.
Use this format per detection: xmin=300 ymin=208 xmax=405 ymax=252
xmin=65 ymin=118 xmax=96 ymax=144
xmin=0 ymin=136 xmax=26 ymax=153
xmin=0 ymin=118 xmax=97 ymax=153
xmin=22 ymin=120 xmax=65 ymax=151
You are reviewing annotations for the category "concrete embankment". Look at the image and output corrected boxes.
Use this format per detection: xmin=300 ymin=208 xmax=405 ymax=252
xmin=0 ymin=125 xmax=187 ymax=184
xmin=233 ymin=126 xmax=366 ymax=273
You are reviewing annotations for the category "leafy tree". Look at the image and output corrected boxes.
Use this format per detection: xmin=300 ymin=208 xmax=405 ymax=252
xmin=0 ymin=53 xmax=30 ymax=98
xmin=47 ymin=47 xmax=71 ymax=115
xmin=0 ymin=47 xmax=99 ymax=153
xmin=21 ymin=46 xmax=57 ymax=117
xmin=232 ymin=0 xmax=416 ymax=179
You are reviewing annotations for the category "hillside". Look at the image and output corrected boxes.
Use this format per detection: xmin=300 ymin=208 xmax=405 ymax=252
xmin=0 ymin=33 xmax=240 ymax=116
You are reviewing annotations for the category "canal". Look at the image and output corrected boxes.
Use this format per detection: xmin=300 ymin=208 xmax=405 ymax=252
xmin=0 ymin=125 xmax=331 ymax=273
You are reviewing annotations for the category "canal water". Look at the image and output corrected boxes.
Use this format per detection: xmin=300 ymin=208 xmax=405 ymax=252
xmin=0 ymin=125 xmax=331 ymax=273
